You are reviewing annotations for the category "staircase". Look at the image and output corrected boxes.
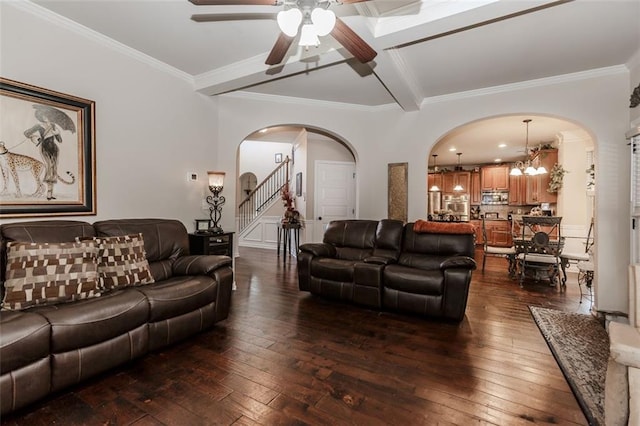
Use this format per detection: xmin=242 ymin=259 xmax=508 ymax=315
xmin=238 ymin=156 xmax=289 ymax=234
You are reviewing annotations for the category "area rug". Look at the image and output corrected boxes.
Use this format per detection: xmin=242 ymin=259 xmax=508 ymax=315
xmin=529 ymin=306 xmax=609 ymax=426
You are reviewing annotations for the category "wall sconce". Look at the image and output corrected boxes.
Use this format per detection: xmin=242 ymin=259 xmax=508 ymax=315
xmin=206 ymin=171 xmax=225 ymax=234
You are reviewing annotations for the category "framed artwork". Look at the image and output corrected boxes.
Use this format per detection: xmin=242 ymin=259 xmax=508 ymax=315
xmin=295 ymin=172 xmax=302 ymax=197
xmin=275 ymin=153 xmax=283 ymax=163
xmin=0 ymin=78 xmax=96 ymax=217
xmin=388 ymin=162 xmax=408 ymax=222
xmin=195 ymin=219 xmax=212 ymax=233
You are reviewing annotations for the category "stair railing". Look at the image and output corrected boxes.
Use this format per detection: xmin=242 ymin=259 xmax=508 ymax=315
xmin=238 ymin=156 xmax=289 ymax=233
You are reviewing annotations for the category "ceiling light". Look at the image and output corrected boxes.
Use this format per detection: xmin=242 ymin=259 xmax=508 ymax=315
xmin=299 ymin=23 xmax=320 ymax=47
xmin=498 ymin=143 xmax=507 ymax=148
xmin=277 ymin=8 xmax=302 ymax=37
xmin=510 ymin=119 xmax=542 ymax=177
xmin=311 ymin=8 xmax=335 ymax=36
xmin=494 ymin=158 xmax=502 ymax=162
xmin=449 ymin=147 xmax=456 ymax=152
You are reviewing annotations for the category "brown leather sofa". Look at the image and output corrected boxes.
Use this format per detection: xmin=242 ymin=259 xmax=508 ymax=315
xmin=0 ymin=219 xmax=233 ymax=415
xmin=297 ymin=219 xmax=476 ymax=322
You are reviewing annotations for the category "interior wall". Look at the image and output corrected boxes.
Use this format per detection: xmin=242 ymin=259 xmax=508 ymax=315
xmin=238 ymin=140 xmax=292 ymax=182
xmin=1 ymin=3 xmax=220 ymax=230
xmin=217 ymin=70 xmax=631 ymax=314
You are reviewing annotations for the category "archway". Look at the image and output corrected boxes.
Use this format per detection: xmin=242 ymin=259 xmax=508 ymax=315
xmin=427 ymin=113 xmax=596 ymax=293
xmin=236 ymin=125 xmax=357 ymax=250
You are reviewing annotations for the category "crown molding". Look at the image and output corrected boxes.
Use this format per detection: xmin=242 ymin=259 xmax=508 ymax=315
xmin=422 ymin=65 xmax=629 ymax=106
xmin=221 ymin=91 xmax=399 ymax=113
xmin=14 ymin=1 xmax=193 ymax=85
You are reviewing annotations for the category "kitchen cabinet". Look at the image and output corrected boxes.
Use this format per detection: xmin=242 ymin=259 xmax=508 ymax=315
xmin=481 ymin=165 xmax=509 ymax=191
xmin=509 ymin=174 xmax=527 ymax=205
xmin=470 ymin=171 xmax=481 ymax=205
xmin=442 ymin=171 xmax=471 ymax=194
xmin=484 ymin=220 xmax=512 ymax=247
xmin=526 ymin=149 xmax=558 ymax=204
xmin=428 ymin=173 xmax=443 ymax=191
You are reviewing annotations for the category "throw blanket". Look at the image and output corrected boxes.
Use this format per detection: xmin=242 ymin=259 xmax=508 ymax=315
xmin=413 ymin=219 xmax=476 ymax=235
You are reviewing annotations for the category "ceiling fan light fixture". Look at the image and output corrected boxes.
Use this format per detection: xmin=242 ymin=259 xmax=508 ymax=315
xmin=277 ymin=8 xmax=302 ymax=37
xmin=311 ymin=8 xmax=335 ymax=36
xmin=299 ymin=23 xmax=320 ymax=47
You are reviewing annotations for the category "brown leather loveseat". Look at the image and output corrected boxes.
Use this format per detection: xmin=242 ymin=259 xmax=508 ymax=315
xmin=297 ymin=219 xmax=476 ymax=322
xmin=0 ymin=218 xmax=233 ymax=415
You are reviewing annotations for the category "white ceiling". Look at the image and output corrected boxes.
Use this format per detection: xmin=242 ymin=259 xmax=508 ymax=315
xmin=27 ymin=0 xmax=640 ymax=163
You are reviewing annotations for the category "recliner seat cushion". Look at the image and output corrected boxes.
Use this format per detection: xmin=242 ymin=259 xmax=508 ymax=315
xmin=0 ymin=311 xmax=50 ymax=374
xmin=310 ymin=258 xmax=359 ymax=283
xmin=136 ymin=275 xmax=218 ymax=322
xmin=384 ymin=264 xmax=444 ymax=295
xmin=33 ymin=289 xmax=149 ymax=353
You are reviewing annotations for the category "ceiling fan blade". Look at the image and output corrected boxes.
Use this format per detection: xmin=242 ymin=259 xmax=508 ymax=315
xmin=330 ymin=17 xmax=377 ymax=63
xmin=191 ymin=12 xmax=277 ymax=22
xmin=189 ymin=0 xmax=279 ymax=5
xmin=265 ymin=32 xmax=295 ymax=65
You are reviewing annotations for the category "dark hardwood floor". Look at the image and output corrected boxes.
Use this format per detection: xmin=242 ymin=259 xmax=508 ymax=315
xmin=2 ymin=247 xmax=591 ymax=425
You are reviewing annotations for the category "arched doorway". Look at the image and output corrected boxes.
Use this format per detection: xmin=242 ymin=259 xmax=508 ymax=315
xmin=236 ymin=125 xmax=357 ymax=250
xmin=427 ymin=113 xmax=596 ymax=291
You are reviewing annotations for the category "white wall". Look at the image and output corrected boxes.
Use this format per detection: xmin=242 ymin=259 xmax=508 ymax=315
xmin=217 ymin=70 xmax=632 ymax=314
xmin=2 ymin=2 xmax=635 ymax=314
xmin=238 ymin=140 xmax=292 ymax=182
xmin=1 ymin=3 xmax=219 ymax=231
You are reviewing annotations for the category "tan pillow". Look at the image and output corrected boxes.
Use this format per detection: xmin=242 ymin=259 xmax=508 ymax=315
xmin=91 ymin=233 xmax=154 ymax=290
xmin=2 ymin=240 xmax=100 ymax=310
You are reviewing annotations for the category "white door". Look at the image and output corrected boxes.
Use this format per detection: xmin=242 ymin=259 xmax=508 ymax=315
xmin=313 ymin=161 xmax=356 ymax=240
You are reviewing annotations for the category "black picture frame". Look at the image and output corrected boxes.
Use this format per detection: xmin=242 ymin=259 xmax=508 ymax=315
xmin=295 ymin=172 xmax=302 ymax=197
xmin=195 ymin=219 xmax=212 ymax=233
xmin=0 ymin=78 xmax=96 ymax=217
xmin=275 ymin=153 xmax=283 ymax=163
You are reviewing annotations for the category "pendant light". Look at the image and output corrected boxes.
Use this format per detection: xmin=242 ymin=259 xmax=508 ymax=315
xmin=510 ymin=119 xmax=541 ymax=176
xmin=429 ymin=154 xmax=440 ymax=191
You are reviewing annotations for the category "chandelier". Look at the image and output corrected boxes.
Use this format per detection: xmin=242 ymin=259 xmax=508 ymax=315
xmin=510 ymin=119 xmax=548 ymax=176
xmin=277 ymin=0 xmax=336 ymax=47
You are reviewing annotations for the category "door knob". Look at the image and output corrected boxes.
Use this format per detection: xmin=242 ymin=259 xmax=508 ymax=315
xmin=318 ymin=216 xmax=322 ymax=220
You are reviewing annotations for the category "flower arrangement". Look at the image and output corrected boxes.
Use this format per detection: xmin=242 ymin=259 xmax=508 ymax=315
xmin=548 ymin=163 xmax=567 ymax=193
xmin=281 ymin=183 xmax=300 ymax=224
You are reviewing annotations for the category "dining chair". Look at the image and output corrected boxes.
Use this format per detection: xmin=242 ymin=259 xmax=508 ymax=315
xmin=515 ymin=216 xmax=564 ymax=287
xmin=559 ymin=218 xmax=594 ymax=302
xmin=481 ymin=218 xmax=516 ymax=276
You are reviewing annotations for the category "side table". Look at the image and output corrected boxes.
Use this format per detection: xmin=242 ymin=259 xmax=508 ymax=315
xmin=277 ymin=222 xmax=301 ymax=259
xmin=189 ymin=232 xmax=234 ymax=258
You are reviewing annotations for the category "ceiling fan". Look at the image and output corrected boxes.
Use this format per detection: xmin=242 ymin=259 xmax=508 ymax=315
xmin=189 ymin=0 xmax=377 ymax=66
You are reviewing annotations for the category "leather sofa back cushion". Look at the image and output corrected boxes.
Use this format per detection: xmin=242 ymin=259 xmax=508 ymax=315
xmin=2 ymin=240 xmax=100 ymax=310
xmin=93 ymin=219 xmax=188 ymax=263
xmin=401 ymin=224 xmax=475 ymax=259
xmin=82 ymin=234 xmax=154 ymax=290
xmin=323 ymin=220 xmax=378 ymax=260
xmin=373 ymin=219 xmax=404 ymax=259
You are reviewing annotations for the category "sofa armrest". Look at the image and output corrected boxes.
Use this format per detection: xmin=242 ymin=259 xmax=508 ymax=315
xmin=299 ymin=243 xmax=336 ymax=258
xmin=440 ymin=256 xmax=477 ymax=271
xmin=172 ymin=255 xmax=232 ymax=276
xmin=364 ymin=255 xmax=396 ymax=265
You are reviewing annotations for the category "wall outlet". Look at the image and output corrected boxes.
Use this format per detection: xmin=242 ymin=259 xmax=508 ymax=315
xmin=187 ymin=172 xmax=198 ymax=182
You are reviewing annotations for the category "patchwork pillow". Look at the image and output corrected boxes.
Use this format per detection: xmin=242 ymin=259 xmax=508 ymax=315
xmin=2 ymin=240 xmax=100 ymax=310
xmin=91 ymin=233 xmax=155 ymax=290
